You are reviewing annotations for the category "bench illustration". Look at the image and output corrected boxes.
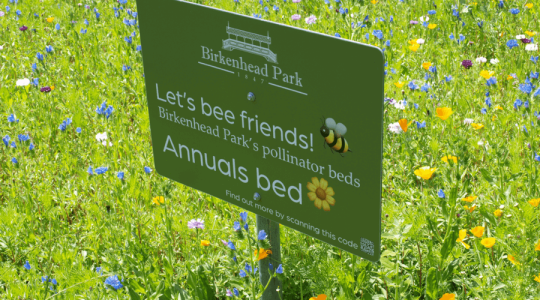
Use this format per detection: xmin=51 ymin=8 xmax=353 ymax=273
xmin=222 ymin=24 xmax=278 ymax=64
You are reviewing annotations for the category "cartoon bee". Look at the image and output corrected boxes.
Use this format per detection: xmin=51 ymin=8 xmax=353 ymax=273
xmin=320 ymin=117 xmax=351 ymax=156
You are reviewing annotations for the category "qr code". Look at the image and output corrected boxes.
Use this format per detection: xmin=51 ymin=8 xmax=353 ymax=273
xmin=360 ymin=238 xmax=374 ymax=256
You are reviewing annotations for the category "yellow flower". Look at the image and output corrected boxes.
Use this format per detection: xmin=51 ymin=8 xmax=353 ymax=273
xmin=200 ymin=240 xmax=210 ymax=246
xmin=46 ymin=17 xmax=55 ymax=23
xmin=152 ymin=196 xmax=164 ymax=205
xmin=526 ymin=30 xmax=537 ymax=37
xmin=456 ymin=229 xmax=470 ymax=249
xmin=422 ymin=62 xmax=432 ymax=70
xmin=370 ymin=0 xmax=378 ymax=3
xmin=436 ymin=107 xmax=453 ymax=120
xmin=394 ymin=81 xmax=405 ymax=88
xmin=481 ymin=237 xmax=496 ymax=248
xmin=495 ymin=105 xmax=503 ymax=110
xmin=398 ymin=119 xmax=409 ymax=132
xmin=535 ymin=240 xmax=540 ymax=251
xmin=439 ymin=293 xmax=456 ymax=300
xmin=534 ymin=274 xmax=540 ymax=283
xmin=528 ymin=198 xmax=540 ymax=207
xmin=441 ymin=155 xmax=458 ymax=164
xmin=309 ymin=295 xmax=327 ymax=300
xmin=480 ymin=70 xmax=495 ymax=80
xmin=409 ymin=43 xmax=420 ymax=52
xmin=507 ymin=75 xmax=514 ymax=80
xmin=508 ymin=254 xmax=521 ymax=265
xmin=471 ymin=226 xmax=484 ymax=238
xmin=307 ymin=177 xmax=335 ymax=211
xmin=428 ymin=24 xmax=437 ymax=29
xmin=463 ymin=205 xmax=476 ymax=213
xmin=493 ymin=209 xmax=502 ymax=217
xmin=525 ymin=3 xmax=533 ymax=9
xmin=50 ymin=86 xmax=55 ymax=91
xmin=254 ymin=248 xmax=270 ymax=261
xmin=471 ymin=123 xmax=484 ymax=130
xmin=491 ymin=115 xmax=497 ymax=121
xmin=462 ymin=196 xmax=477 ymax=202
xmin=414 ymin=166 xmax=436 ymax=180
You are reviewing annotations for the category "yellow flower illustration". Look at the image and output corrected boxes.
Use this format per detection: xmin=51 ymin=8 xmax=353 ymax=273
xmin=528 ymin=198 xmax=540 ymax=207
xmin=471 ymin=226 xmax=484 ymax=238
xmin=480 ymin=70 xmax=495 ymax=79
xmin=493 ymin=209 xmax=502 ymax=217
xmin=422 ymin=62 xmax=432 ymax=70
xmin=428 ymin=24 xmax=437 ymax=29
xmin=456 ymin=229 xmax=470 ymax=249
xmin=307 ymin=177 xmax=335 ymax=211
xmin=152 ymin=196 xmax=164 ymax=205
xmin=200 ymin=240 xmax=210 ymax=246
xmin=441 ymin=155 xmax=458 ymax=164
xmin=414 ymin=166 xmax=436 ymax=180
xmin=436 ymin=107 xmax=453 ymax=120
xmin=471 ymin=123 xmax=484 ymax=130
xmin=394 ymin=81 xmax=405 ymax=88
xmin=481 ymin=237 xmax=496 ymax=248
xmin=508 ymin=254 xmax=521 ymax=265
xmin=440 ymin=293 xmax=455 ymax=300
xmin=462 ymin=195 xmax=477 ymax=202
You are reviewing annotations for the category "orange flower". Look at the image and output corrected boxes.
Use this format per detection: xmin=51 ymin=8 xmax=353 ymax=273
xmin=481 ymin=237 xmax=496 ymax=248
xmin=508 ymin=255 xmax=521 ymax=265
xmin=507 ymin=75 xmax=514 ymax=80
xmin=462 ymin=196 xmax=477 ymax=202
xmin=535 ymin=240 xmax=540 ymax=251
xmin=422 ymin=62 xmax=432 ymax=70
xmin=528 ymin=198 xmax=540 ymax=207
xmin=436 ymin=107 xmax=453 ymax=120
xmin=394 ymin=81 xmax=405 ymax=88
xmin=254 ymin=248 xmax=269 ymax=261
xmin=441 ymin=155 xmax=458 ymax=164
xmin=398 ymin=119 xmax=409 ymax=132
xmin=439 ymin=294 xmax=455 ymax=300
xmin=46 ymin=17 xmax=55 ymax=23
xmin=428 ymin=24 xmax=437 ymax=29
xmin=463 ymin=205 xmax=476 ymax=213
xmin=414 ymin=166 xmax=436 ymax=180
xmin=470 ymin=226 xmax=484 ymax=238
xmin=200 ymin=240 xmax=210 ymax=246
xmin=493 ymin=209 xmax=502 ymax=217
xmin=309 ymin=295 xmax=327 ymax=300
xmin=456 ymin=229 xmax=470 ymax=249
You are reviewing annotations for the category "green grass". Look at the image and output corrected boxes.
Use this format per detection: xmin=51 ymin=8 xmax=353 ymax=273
xmin=1 ymin=0 xmax=540 ymax=299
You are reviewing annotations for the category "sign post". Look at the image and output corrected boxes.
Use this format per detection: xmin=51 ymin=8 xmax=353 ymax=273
xmin=257 ymin=215 xmax=282 ymax=299
xmin=137 ymin=0 xmax=384 ymax=264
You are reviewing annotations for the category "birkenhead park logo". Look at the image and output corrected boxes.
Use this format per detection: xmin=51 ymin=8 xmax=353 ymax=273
xmin=222 ymin=23 xmax=278 ymax=64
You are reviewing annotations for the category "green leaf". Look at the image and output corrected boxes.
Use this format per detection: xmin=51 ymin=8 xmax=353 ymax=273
xmin=440 ymin=226 xmax=458 ymax=261
xmin=129 ymin=279 xmax=146 ymax=294
xmin=380 ymin=257 xmax=395 ymax=270
xmin=480 ymin=168 xmax=495 ymax=184
xmin=128 ymin=287 xmax=142 ymax=300
xmin=426 ymin=267 xmax=438 ymax=299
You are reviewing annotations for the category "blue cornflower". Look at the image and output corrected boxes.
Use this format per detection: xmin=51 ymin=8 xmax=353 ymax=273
xmin=428 ymin=66 xmax=437 ymax=73
xmin=239 ymin=270 xmax=247 ymax=277
xmin=232 ymin=256 xmax=237 ymax=262
xmin=11 ymin=157 xmax=17 ymax=164
xmin=10 ymin=141 xmax=16 ymax=148
xmin=524 ymin=125 xmax=528 ymax=133
xmin=123 ymin=18 xmax=130 ymax=26
xmin=245 ymin=263 xmax=252 ymax=273
xmin=104 ymin=275 xmax=123 ymax=290
xmin=535 ymin=152 xmax=540 ymax=162
xmin=534 ymin=88 xmax=540 ymax=97
xmin=95 ymin=167 xmax=108 ymax=175
xmin=96 ymin=267 xmax=103 ymax=275
xmin=136 ymin=45 xmax=142 ymax=51
xmin=264 ymin=6 xmax=268 ymax=12
xmin=5 ymin=6 xmax=9 ymax=12
xmin=117 ymin=172 xmax=124 ymax=180
xmin=486 ymin=77 xmax=497 ymax=86
xmin=233 ymin=288 xmax=239 ymax=296
xmin=485 ymin=97 xmax=492 ymax=107
xmin=36 ymin=52 xmax=44 ymax=60
xmin=95 ymin=12 xmax=101 ymax=19
xmin=144 ymin=166 xmax=152 ymax=173
xmin=531 ymin=72 xmax=539 ymax=79
xmin=365 ymin=33 xmax=369 ymax=40
xmin=445 ymin=75 xmax=453 ymax=82
xmin=18 ymin=134 xmax=29 ymax=142
xmin=32 ymin=63 xmax=37 ymax=72
xmin=498 ymin=0 xmax=503 ymax=8
xmin=427 ymin=10 xmax=436 ymax=15
xmin=514 ymin=99 xmax=523 ymax=109
xmin=509 ymin=8 xmax=519 ymax=14
xmin=449 ymin=33 xmax=454 ymax=40
xmin=424 ymin=73 xmax=432 ymax=80
xmin=132 ymin=11 xmax=138 ymax=17
xmin=459 ymin=34 xmax=465 ymax=42
xmin=390 ymin=16 xmax=393 ymax=22
xmin=84 ymin=19 xmax=89 ymax=25
xmin=42 ymin=276 xmax=49 ymax=283
xmin=525 ymin=101 xmax=529 ymax=109
xmin=76 ymin=127 xmax=81 ymax=133
xmin=55 ymin=24 xmax=60 ymax=30
xmin=335 ymin=33 xmax=341 ymax=38
xmin=29 ymin=143 xmax=34 ymax=150
xmin=481 ymin=108 xmax=487 ymax=114
xmin=119 ymin=0 xmax=127 ymax=3
xmin=385 ymin=40 xmax=390 ymax=47
xmin=258 ymin=230 xmax=267 ymax=240
xmin=124 ymin=36 xmax=132 ymax=44
xmin=45 ymin=45 xmax=53 ymax=53
xmin=129 ymin=19 xmax=137 ymax=26
xmin=80 ymin=28 xmax=87 ymax=34
xmin=408 ymin=81 xmax=419 ymax=90
xmin=452 ymin=9 xmax=459 ymax=17
xmin=243 ymin=223 xmax=249 ymax=232
xmin=122 ymin=65 xmax=131 ymax=71
xmin=51 ymin=278 xmax=57 ymax=285
xmin=416 ymin=121 xmax=426 ymax=129
xmin=16 ymin=9 xmax=20 ymax=16
xmin=438 ymin=189 xmax=445 ymax=198
xmin=507 ymin=39 xmax=519 ymax=49
xmin=414 ymin=103 xmax=419 ymax=109
xmin=477 ymin=21 xmax=483 ymax=28
xmin=228 ymin=240 xmax=236 ymax=250
xmin=233 ymin=221 xmax=241 ymax=231
xmin=240 ymin=211 xmax=248 ymax=222
xmin=373 ymin=30 xmax=383 ymax=39
xmin=7 ymin=114 xmax=18 ymax=122
xmin=269 ymin=263 xmax=273 ymax=270
xmin=24 ymin=261 xmax=31 ymax=270
xmin=32 ymin=78 xmax=39 ymax=87
xmin=421 ymin=83 xmax=431 ymax=92
xmin=276 ymin=264 xmax=283 ymax=274
xmin=58 ymin=118 xmax=72 ymax=131
xmin=532 ymin=56 xmax=539 ymax=64
xmin=519 ymin=83 xmax=532 ymax=94
xmin=339 ymin=7 xmax=345 ymax=14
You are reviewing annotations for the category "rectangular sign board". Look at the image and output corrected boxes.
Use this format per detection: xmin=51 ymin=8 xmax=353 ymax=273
xmin=137 ymin=0 xmax=384 ymax=261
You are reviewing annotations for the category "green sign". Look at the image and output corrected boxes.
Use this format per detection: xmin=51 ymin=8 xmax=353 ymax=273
xmin=137 ymin=0 xmax=384 ymax=261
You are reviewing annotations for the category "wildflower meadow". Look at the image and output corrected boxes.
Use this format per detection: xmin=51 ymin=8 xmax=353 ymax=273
xmin=0 ymin=0 xmax=540 ymax=299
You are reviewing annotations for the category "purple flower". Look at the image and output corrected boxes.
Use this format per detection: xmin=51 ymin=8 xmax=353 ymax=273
xmin=410 ymin=20 xmax=418 ymax=25
xmin=19 ymin=25 xmax=28 ymax=31
xmin=40 ymin=86 xmax=52 ymax=93
xmin=291 ymin=14 xmax=300 ymax=20
xmin=521 ymin=38 xmax=531 ymax=44
xmin=461 ymin=60 xmax=473 ymax=69
xmin=187 ymin=218 xmax=204 ymax=229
